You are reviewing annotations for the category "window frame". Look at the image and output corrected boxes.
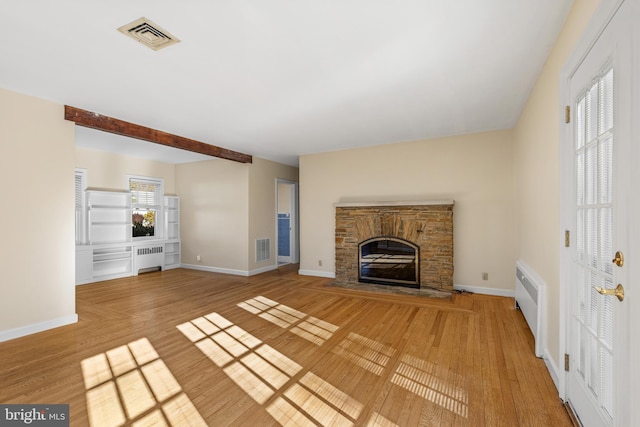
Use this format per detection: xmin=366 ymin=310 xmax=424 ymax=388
xmin=127 ymin=175 xmax=164 ymax=240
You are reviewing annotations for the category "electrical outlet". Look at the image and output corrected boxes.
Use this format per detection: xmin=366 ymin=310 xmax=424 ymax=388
xmin=318 ymin=260 xmax=323 ymax=267
xmin=196 ymin=255 xmax=201 ymax=262
xmin=482 ymin=272 xmax=488 ymax=280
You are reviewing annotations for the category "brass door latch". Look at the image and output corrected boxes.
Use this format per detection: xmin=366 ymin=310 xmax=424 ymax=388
xmin=594 ymin=283 xmax=625 ymax=302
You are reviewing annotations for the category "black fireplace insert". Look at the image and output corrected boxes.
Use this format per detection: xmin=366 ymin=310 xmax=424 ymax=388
xmin=358 ymin=237 xmax=419 ymax=288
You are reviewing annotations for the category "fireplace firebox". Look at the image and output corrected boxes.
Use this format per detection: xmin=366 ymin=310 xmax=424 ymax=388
xmin=358 ymin=237 xmax=419 ymax=288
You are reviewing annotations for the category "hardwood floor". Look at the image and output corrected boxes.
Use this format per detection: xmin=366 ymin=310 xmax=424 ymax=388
xmin=0 ymin=266 xmax=571 ymax=426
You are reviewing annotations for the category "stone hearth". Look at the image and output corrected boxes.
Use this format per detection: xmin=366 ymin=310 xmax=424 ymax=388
xmin=335 ymin=201 xmax=454 ymax=290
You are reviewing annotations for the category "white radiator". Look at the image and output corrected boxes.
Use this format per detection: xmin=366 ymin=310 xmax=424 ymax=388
xmin=134 ymin=244 xmax=164 ymax=275
xmin=515 ymin=260 xmax=545 ymax=358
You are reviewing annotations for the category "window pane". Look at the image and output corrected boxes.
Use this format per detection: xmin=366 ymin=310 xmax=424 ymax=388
xmin=132 ymin=209 xmax=156 ymax=237
xmin=599 ymin=68 xmax=614 ymax=134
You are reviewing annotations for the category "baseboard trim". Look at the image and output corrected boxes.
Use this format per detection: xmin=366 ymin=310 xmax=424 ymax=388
xmin=543 ymin=348 xmax=561 ymax=394
xmin=298 ymin=269 xmax=336 ymax=279
xmin=564 ymin=401 xmax=582 ymax=427
xmin=181 ymin=263 xmax=278 ymax=277
xmin=181 ymin=264 xmax=249 ymax=276
xmin=248 ymin=265 xmax=278 ymax=276
xmin=453 ymin=284 xmax=515 ymax=297
xmin=0 ymin=314 xmax=78 ymax=343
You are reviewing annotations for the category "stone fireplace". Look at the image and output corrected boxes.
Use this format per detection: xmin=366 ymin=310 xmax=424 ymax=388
xmin=335 ymin=201 xmax=454 ymax=291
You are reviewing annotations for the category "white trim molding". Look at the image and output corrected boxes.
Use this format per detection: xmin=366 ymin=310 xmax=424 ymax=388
xmin=453 ymin=284 xmax=515 ymax=298
xmin=181 ymin=264 xmax=250 ymax=277
xmin=0 ymin=314 xmax=78 ymax=343
xmin=544 ymin=348 xmax=561 ymax=394
xmin=298 ymin=269 xmax=336 ymax=279
xmin=249 ymin=265 xmax=279 ymax=276
xmin=181 ymin=263 xmax=278 ymax=277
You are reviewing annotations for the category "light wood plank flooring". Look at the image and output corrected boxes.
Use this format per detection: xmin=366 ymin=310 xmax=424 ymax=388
xmin=0 ymin=266 xmax=571 ymax=426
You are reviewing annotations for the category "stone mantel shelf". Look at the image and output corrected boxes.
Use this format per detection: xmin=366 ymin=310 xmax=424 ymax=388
xmin=334 ymin=200 xmax=454 ymax=208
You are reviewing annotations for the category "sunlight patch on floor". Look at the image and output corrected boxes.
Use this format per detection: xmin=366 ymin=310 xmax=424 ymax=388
xmin=238 ymin=296 xmax=338 ymax=345
xmin=178 ymin=311 xmax=362 ymax=426
xmin=391 ymin=353 xmax=468 ymax=417
xmin=298 ymin=372 xmax=363 ymax=420
xmin=366 ymin=411 xmax=401 ymax=427
xmin=331 ymin=332 xmax=396 ymax=376
xmin=266 ymin=372 xmax=364 ymax=426
xmin=80 ymin=337 xmax=206 ymax=427
xmin=177 ymin=311 xmax=303 ymax=406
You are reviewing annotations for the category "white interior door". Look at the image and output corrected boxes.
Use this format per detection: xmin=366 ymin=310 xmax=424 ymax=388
xmin=564 ymin=1 xmax=635 ymax=425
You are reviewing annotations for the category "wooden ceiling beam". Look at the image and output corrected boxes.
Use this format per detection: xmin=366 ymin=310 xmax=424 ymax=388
xmin=64 ymin=105 xmax=252 ymax=164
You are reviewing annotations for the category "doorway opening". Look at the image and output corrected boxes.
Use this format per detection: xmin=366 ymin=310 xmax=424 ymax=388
xmin=276 ymin=179 xmax=298 ymax=266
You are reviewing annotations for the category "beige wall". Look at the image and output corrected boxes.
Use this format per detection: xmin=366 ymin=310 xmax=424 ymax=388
xmin=176 ymin=159 xmax=250 ymax=272
xmin=76 ymin=147 xmax=176 ymax=194
xmin=513 ymin=0 xmax=599 ymax=369
xmin=299 ymin=130 xmax=516 ymax=290
xmin=249 ymin=157 xmax=299 ymax=272
xmin=176 ymin=157 xmax=298 ymax=274
xmin=0 ymin=88 xmax=76 ymax=338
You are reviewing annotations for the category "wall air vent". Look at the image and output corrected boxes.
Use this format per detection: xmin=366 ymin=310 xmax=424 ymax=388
xmin=117 ymin=17 xmax=180 ymax=51
xmin=256 ymin=238 xmax=271 ymax=263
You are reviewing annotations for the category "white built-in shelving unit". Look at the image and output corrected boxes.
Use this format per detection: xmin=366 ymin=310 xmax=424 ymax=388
xmin=163 ymin=196 xmax=181 ymax=270
xmin=87 ymin=190 xmax=131 ymax=245
xmin=92 ymin=246 xmax=133 ymax=281
xmin=76 ymin=190 xmax=181 ymax=285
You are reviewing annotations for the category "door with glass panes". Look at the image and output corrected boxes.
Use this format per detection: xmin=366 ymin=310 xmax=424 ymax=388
xmin=563 ymin=1 xmax=635 ymax=425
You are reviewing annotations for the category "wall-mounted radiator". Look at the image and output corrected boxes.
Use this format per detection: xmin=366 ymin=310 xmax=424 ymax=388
xmin=134 ymin=244 xmax=164 ymax=275
xmin=515 ymin=260 xmax=545 ymax=358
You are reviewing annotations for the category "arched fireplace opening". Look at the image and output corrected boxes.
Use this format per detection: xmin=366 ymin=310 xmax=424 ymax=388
xmin=358 ymin=237 xmax=419 ymax=288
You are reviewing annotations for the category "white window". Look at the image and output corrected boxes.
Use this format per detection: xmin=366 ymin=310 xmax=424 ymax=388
xmin=128 ymin=176 xmax=164 ymax=239
xmin=75 ymin=168 xmax=87 ymax=244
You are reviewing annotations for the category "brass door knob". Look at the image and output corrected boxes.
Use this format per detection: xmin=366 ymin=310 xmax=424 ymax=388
xmin=612 ymin=251 xmax=624 ymax=267
xmin=594 ymin=283 xmax=625 ymax=302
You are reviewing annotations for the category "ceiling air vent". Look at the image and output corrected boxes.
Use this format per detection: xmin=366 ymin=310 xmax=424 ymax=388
xmin=117 ymin=17 xmax=180 ymax=51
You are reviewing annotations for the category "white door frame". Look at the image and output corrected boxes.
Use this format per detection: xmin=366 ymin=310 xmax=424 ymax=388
xmin=559 ymin=0 xmax=638 ymax=425
xmin=275 ymin=179 xmax=299 ymax=264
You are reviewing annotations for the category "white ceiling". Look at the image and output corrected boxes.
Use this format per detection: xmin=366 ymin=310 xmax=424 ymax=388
xmin=0 ymin=1 xmax=573 ymax=166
